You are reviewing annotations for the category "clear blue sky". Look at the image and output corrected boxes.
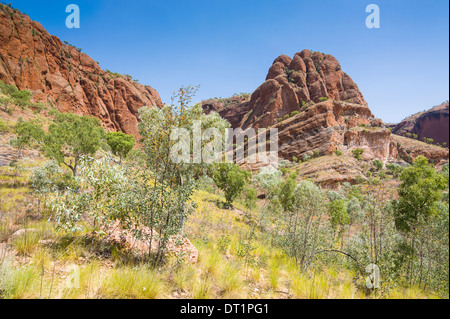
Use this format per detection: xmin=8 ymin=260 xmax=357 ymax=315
xmin=9 ymin=0 xmax=450 ymax=123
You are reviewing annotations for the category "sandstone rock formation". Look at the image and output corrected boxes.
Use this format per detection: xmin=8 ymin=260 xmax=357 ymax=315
xmin=393 ymin=134 xmax=449 ymax=165
xmin=0 ymin=4 xmax=162 ymax=138
xmin=392 ymin=102 xmax=449 ymax=146
xmin=203 ymin=51 xmax=401 ymax=164
xmin=204 ymin=50 xmax=368 ymax=130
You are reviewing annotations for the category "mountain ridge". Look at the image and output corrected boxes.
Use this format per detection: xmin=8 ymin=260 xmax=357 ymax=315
xmin=0 ymin=3 xmax=162 ymax=138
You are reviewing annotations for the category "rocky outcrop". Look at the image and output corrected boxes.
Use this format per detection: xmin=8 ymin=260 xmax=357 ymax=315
xmin=0 ymin=4 xmax=162 ymax=138
xmin=203 ymin=95 xmax=251 ymax=129
xmin=204 ymin=50 xmax=368 ymax=130
xmin=393 ymin=135 xmax=449 ymax=165
xmin=392 ymin=102 xmax=449 ymax=146
xmin=104 ymin=221 xmax=198 ymax=263
xmin=272 ymin=100 xmax=395 ymax=161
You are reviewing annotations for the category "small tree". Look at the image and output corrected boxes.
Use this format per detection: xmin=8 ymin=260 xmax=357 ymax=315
xmin=328 ymin=199 xmax=350 ymax=248
xmin=30 ymin=160 xmax=73 ymax=212
xmin=393 ymin=156 xmax=448 ymax=286
xmin=352 ymin=148 xmax=364 ymax=160
xmin=13 ymin=112 xmax=105 ymax=177
xmin=373 ymin=159 xmax=383 ymax=171
xmin=114 ymin=86 xmax=230 ymax=263
xmin=394 ymin=156 xmax=448 ymax=233
xmin=106 ymin=131 xmax=135 ymax=164
xmin=49 ymin=156 xmax=127 ymax=234
xmin=213 ymin=163 xmax=251 ymax=208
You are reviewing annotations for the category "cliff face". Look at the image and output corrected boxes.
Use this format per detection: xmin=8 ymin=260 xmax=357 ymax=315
xmin=393 ymin=102 xmax=449 ymax=146
xmin=203 ymin=51 xmax=400 ymax=163
xmin=204 ymin=50 xmax=369 ymax=130
xmin=0 ymin=4 xmax=162 ymax=137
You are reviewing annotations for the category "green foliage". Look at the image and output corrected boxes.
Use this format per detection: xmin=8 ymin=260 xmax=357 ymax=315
xmin=106 ymin=131 xmax=135 ymax=163
xmin=319 ymin=97 xmax=328 ymax=102
xmin=328 ymin=200 xmax=350 ymax=230
xmin=393 ymin=156 xmax=448 ymax=233
xmin=0 ymin=80 xmax=18 ymax=96
xmin=352 ymin=148 xmax=364 ymax=160
xmin=13 ymin=112 xmax=105 ymax=176
xmin=213 ymin=163 xmax=251 ymax=208
xmin=290 ymin=111 xmax=300 ymax=117
xmin=373 ymin=159 xmax=383 ymax=171
xmin=243 ymin=185 xmax=257 ymax=210
xmin=254 ymin=167 xmax=282 ymax=199
xmin=0 ymin=118 xmax=9 ymax=134
xmin=271 ymin=180 xmax=329 ymax=269
xmin=50 ymin=156 xmax=127 ymax=233
xmin=334 ymin=150 xmax=342 ymax=156
xmin=387 ymin=163 xmax=403 ymax=178
xmin=30 ymin=160 xmax=75 ymax=212
xmin=114 ymin=86 xmax=230 ymax=262
xmin=10 ymin=89 xmax=32 ymax=108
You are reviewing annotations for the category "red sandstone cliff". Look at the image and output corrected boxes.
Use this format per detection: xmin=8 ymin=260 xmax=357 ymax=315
xmin=0 ymin=4 xmax=162 ymax=138
xmin=392 ymin=102 xmax=449 ymax=146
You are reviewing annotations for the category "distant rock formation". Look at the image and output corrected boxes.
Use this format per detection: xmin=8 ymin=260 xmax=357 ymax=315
xmin=0 ymin=4 xmax=162 ymax=138
xmin=392 ymin=102 xmax=449 ymax=146
xmin=203 ymin=51 xmax=401 ymax=162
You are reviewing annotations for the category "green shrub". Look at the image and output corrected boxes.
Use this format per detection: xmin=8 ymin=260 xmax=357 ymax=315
xmin=373 ymin=159 xmax=384 ymax=171
xmin=213 ymin=163 xmax=251 ymax=208
xmin=352 ymin=148 xmax=364 ymax=160
xmin=334 ymin=150 xmax=342 ymax=156
xmin=290 ymin=111 xmax=300 ymax=117
xmin=106 ymin=131 xmax=136 ymax=164
xmin=319 ymin=97 xmax=328 ymax=102
xmin=0 ymin=119 xmax=9 ymax=134
xmin=243 ymin=185 xmax=257 ymax=210
xmin=0 ymin=80 xmax=18 ymax=96
xmin=11 ymin=90 xmax=32 ymax=107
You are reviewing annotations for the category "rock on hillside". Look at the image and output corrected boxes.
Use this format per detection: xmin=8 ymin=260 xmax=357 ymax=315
xmin=0 ymin=4 xmax=162 ymax=138
xmin=203 ymin=50 xmax=368 ymax=130
xmin=202 ymin=51 xmax=449 ymax=169
xmin=392 ymin=102 xmax=449 ymax=146
xmin=203 ymin=51 xmax=400 ymax=163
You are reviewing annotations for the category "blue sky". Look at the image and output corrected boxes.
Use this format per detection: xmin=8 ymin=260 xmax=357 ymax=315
xmin=8 ymin=0 xmax=449 ymax=123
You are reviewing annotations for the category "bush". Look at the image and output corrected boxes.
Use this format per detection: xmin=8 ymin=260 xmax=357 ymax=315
xmin=0 ymin=119 xmax=9 ymax=134
xmin=243 ymin=185 xmax=257 ymax=210
xmin=352 ymin=148 xmax=364 ymax=160
xmin=11 ymin=90 xmax=32 ymax=107
xmin=319 ymin=97 xmax=328 ymax=102
xmin=334 ymin=150 xmax=342 ymax=156
xmin=213 ymin=163 xmax=251 ymax=208
xmin=290 ymin=111 xmax=300 ymax=117
xmin=373 ymin=159 xmax=383 ymax=171
xmin=106 ymin=131 xmax=135 ymax=164
xmin=0 ymin=80 xmax=18 ymax=96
